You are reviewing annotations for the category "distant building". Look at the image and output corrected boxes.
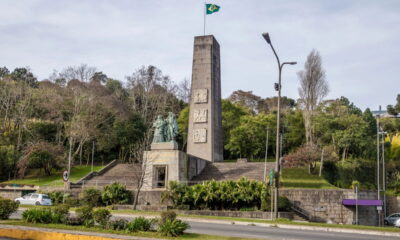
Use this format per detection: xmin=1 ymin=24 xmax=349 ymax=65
xmin=371 ymin=106 xmax=399 ymax=118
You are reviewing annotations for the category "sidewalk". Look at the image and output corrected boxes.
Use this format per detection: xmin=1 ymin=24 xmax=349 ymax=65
xmin=111 ymin=212 xmax=400 ymax=238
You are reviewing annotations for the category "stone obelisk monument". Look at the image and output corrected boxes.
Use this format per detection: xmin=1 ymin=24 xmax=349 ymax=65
xmin=187 ymin=35 xmax=223 ymax=162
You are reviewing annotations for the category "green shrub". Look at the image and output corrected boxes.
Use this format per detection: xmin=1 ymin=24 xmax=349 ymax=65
xmin=164 ymin=178 xmax=271 ymax=211
xmin=22 ymin=208 xmax=52 ymax=223
xmin=106 ymin=219 xmax=128 ymax=231
xmin=126 ymin=217 xmax=152 ymax=232
xmin=278 ymin=196 xmax=291 ymax=211
xmin=66 ymin=216 xmax=83 ymax=226
xmin=64 ymin=194 xmax=80 ymax=207
xmin=102 ymin=182 xmax=131 ymax=205
xmin=75 ymin=206 xmax=93 ymax=222
xmin=160 ymin=210 xmax=177 ymax=224
xmin=158 ymin=219 xmax=189 ymax=237
xmin=52 ymin=204 xmax=70 ymax=215
xmin=80 ymin=188 xmax=103 ymax=207
xmin=0 ymin=197 xmax=19 ymax=220
xmin=83 ymin=219 xmax=95 ymax=228
xmin=47 ymin=191 xmax=64 ymax=205
xmin=93 ymin=208 xmax=111 ymax=227
xmin=51 ymin=204 xmax=70 ymax=223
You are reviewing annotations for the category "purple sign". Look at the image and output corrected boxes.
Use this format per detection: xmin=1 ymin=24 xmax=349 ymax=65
xmin=342 ymin=199 xmax=383 ymax=206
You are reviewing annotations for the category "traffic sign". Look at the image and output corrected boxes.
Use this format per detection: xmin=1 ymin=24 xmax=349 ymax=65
xmin=63 ymin=170 xmax=69 ymax=182
xmin=269 ymin=169 xmax=275 ymax=186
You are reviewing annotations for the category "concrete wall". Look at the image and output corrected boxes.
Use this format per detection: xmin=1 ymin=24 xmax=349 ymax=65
xmin=280 ymin=189 xmax=379 ymax=226
xmin=0 ymin=189 xmax=22 ymax=200
xmin=387 ymin=196 xmax=400 ymax=215
xmin=188 ymin=157 xmax=208 ymax=181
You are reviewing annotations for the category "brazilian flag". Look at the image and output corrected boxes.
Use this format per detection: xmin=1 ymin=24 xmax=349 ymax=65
xmin=206 ymin=4 xmax=220 ymax=15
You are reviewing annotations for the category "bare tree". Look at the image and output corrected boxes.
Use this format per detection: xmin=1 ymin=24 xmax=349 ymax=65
xmin=51 ymin=64 xmax=97 ymax=83
xmin=126 ymin=65 xmax=182 ymax=209
xmin=0 ymin=78 xmax=33 ymax=178
xmin=177 ymin=78 xmax=191 ymax=103
xmin=297 ymin=50 xmax=329 ymax=145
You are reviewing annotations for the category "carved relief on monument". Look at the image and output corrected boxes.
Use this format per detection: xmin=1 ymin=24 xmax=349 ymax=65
xmin=193 ymin=89 xmax=208 ymax=103
xmin=193 ymin=128 xmax=207 ymax=143
xmin=193 ymin=109 xmax=208 ymax=123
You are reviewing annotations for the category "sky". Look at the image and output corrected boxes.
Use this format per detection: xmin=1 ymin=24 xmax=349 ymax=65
xmin=0 ymin=0 xmax=399 ymax=110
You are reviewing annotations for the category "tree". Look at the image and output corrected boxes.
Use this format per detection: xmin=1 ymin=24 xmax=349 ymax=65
xmin=387 ymin=94 xmax=400 ymax=116
xmin=226 ymin=114 xmax=276 ymax=159
xmin=0 ymin=67 xmax=9 ymax=79
xmin=228 ymin=90 xmax=262 ymax=114
xmin=17 ymin=141 xmax=64 ymax=176
xmin=283 ymin=109 xmax=305 ymax=154
xmin=56 ymin=64 xmax=97 ymax=83
xmin=10 ymin=68 xmax=38 ymax=87
xmin=177 ymin=106 xmax=189 ymax=151
xmin=221 ymin=100 xmax=249 ymax=159
xmin=260 ymin=96 xmax=296 ymax=114
xmin=314 ymin=98 xmax=370 ymax=160
xmin=177 ymin=78 xmax=191 ymax=103
xmin=126 ymin=65 xmax=183 ymax=210
xmin=297 ymin=50 xmax=329 ymax=145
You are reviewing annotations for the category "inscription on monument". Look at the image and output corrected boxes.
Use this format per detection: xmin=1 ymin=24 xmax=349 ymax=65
xmin=194 ymin=109 xmax=208 ymax=123
xmin=193 ymin=128 xmax=207 ymax=143
xmin=193 ymin=89 xmax=208 ymax=103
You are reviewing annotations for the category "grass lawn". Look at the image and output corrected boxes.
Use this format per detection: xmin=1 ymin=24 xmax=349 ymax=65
xmin=280 ymin=168 xmax=337 ymax=189
xmin=0 ymin=220 xmax=260 ymax=240
xmin=2 ymin=165 xmax=104 ymax=187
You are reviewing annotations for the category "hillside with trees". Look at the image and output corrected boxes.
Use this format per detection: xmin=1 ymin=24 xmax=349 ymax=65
xmin=1 ymin=59 xmax=400 ymax=193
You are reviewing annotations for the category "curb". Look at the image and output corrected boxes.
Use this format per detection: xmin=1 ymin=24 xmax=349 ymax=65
xmin=0 ymin=224 xmax=159 ymax=240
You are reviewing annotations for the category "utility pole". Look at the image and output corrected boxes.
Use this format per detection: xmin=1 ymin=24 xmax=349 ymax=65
xmin=91 ymin=141 xmax=95 ymax=172
xmin=382 ymin=132 xmax=386 ymax=218
xmin=263 ymin=127 xmax=269 ymax=183
xmin=376 ymin=116 xmax=380 ymax=201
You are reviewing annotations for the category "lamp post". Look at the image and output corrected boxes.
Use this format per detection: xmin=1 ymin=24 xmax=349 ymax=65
xmin=262 ymin=32 xmax=296 ymax=219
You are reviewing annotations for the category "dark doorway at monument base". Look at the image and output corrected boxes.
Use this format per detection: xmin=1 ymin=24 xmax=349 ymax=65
xmin=153 ymin=165 xmax=166 ymax=188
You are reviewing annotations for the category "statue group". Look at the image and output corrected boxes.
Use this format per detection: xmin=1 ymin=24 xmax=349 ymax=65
xmin=152 ymin=112 xmax=179 ymax=143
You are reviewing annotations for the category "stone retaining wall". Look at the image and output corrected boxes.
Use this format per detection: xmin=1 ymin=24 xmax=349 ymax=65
xmin=0 ymin=189 xmax=22 ymax=200
xmin=280 ymin=189 xmax=379 ymax=226
xmin=176 ymin=210 xmax=293 ymax=220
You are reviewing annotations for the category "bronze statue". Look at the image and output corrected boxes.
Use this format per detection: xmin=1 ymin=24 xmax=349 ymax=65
xmin=152 ymin=112 xmax=179 ymax=143
xmin=152 ymin=115 xmax=166 ymax=143
xmin=165 ymin=112 xmax=179 ymax=142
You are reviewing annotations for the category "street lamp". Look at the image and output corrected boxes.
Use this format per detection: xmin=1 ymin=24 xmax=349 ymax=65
xmin=262 ymin=32 xmax=296 ymax=219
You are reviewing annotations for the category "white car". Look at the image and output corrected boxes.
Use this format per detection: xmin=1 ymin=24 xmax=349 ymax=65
xmin=15 ymin=193 xmax=52 ymax=206
xmin=395 ymin=218 xmax=400 ymax=228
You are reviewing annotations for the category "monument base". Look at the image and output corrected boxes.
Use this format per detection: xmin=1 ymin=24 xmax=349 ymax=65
xmin=142 ymin=149 xmax=187 ymax=190
xmin=151 ymin=141 xmax=178 ymax=150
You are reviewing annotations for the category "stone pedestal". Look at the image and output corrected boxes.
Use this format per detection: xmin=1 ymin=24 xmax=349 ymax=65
xmin=142 ymin=142 xmax=187 ymax=190
xmin=150 ymin=141 xmax=178 ymax=150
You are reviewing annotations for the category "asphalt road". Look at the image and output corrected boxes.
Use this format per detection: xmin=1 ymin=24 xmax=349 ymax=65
xmin=186 ymin=221 xmax=399 ymax=240
xmin=8 ymin=210 xmax=400 ymax=240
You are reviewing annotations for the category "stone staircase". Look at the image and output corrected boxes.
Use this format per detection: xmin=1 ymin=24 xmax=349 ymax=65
xmin=191 ymin=162 xmax=275 ymax=183
xmin=80 ymin=163 xmax=141 ymax=189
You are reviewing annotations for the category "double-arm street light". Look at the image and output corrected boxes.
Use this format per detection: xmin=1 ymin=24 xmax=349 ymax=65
xmin=262 ymin=32 xmax=296 ymax=219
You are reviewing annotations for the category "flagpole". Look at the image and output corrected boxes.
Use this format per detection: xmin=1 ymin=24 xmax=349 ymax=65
xmin=203 ymin=2 xmax=206 ymax=35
